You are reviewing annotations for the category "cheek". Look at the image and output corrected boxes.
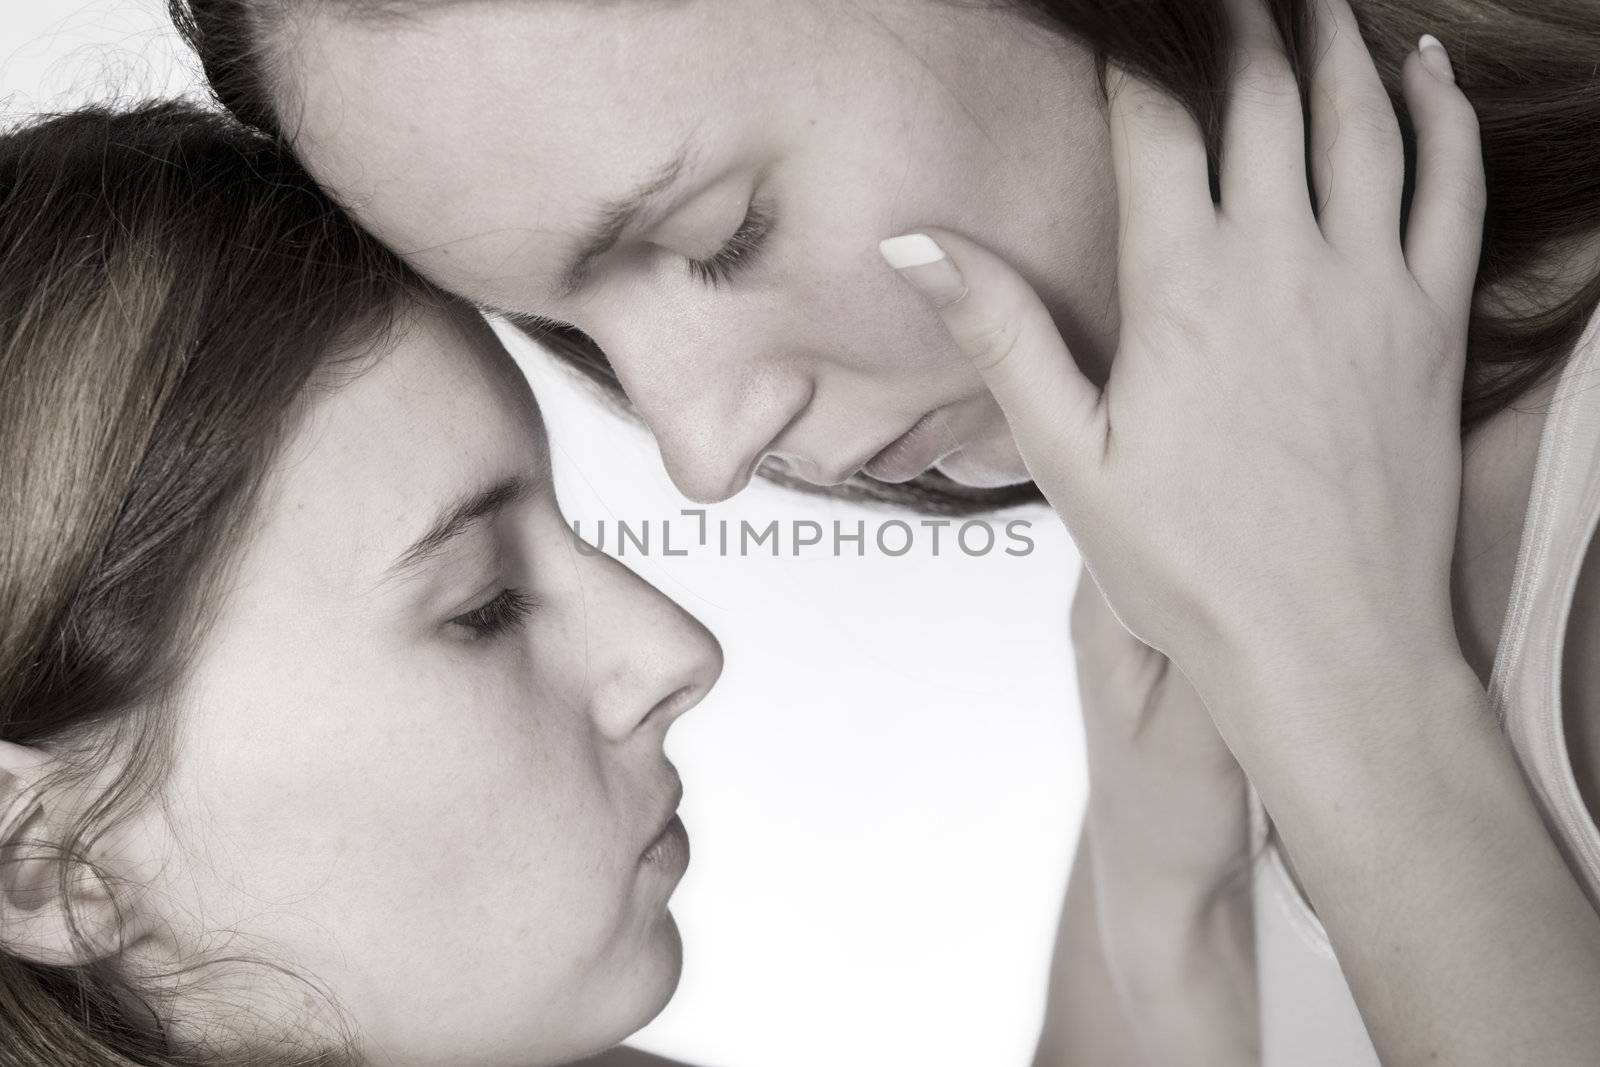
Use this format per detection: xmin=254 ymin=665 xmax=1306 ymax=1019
xmin=807 ymin=258 xmax=963 ymax=376
xmin=766 ymin=163 xmax=976 ymax=379
xmin=158 ymin=623 xmax=635 ymax=1023
xmin=676 ymin=227 xmax=968 ymax=374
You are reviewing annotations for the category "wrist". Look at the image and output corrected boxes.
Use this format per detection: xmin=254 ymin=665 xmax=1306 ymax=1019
xmin=1205 ymin=644 xmax=1497 ymax=869
xmin=1180 ymin=606 xmax=1473 ymax=749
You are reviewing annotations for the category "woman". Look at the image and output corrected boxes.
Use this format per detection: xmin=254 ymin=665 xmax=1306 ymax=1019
xmin=169 ymin=0 xmax=1600 ymax=1062
xmin=0 ymin=101 xmax=725 ymax=1065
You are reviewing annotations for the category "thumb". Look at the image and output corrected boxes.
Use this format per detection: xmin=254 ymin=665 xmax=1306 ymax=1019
xmin=878 ymin=228 xmax=1105 ymax=503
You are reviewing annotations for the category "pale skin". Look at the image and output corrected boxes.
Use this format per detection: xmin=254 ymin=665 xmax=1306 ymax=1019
xmin=894 ymin=3 xmax=1600 ymax=1065
xmin=254 ymin=0 xmax=1600 ymax=1062
xmin=0 ymin=308 xmax=724 ymax=1067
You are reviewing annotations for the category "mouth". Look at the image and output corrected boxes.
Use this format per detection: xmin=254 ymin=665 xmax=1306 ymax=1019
xmin=861 ymin=406 xmax=961 ymax=483
xmin=641 ymin=815 xmax=690 ymax=874
xmin=640 ymin=776 xmax=690 ymax=875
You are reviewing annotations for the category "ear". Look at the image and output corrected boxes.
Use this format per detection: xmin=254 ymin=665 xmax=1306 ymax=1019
xmin=0 ymin=740 xmax=146 ymax=966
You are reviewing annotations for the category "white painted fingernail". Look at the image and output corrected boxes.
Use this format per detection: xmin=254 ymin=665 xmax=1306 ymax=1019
xmin=879 ymin=233 xmax=947 ymax=269
xmin=1419 ymin=34 xmax=1454 ymax=84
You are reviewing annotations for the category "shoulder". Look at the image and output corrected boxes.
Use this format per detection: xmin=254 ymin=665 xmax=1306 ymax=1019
xmin=1563 ymin=527 xmax=1600 ymax=826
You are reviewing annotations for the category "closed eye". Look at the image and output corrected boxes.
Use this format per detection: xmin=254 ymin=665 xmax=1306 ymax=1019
xmin=449 ymin=588 xmax=534 ymax=641
xmin=685 ymin=200 xmax=774 ymax=288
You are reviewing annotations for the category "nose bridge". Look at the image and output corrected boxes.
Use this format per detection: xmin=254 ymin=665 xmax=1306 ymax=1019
xmin=569 ymin=542 xmax=724 ymax=743
xmin=598 ymin=314 xmax=812 ymax=503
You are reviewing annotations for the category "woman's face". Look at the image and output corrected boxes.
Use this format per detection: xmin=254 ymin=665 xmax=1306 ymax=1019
xmin=280 ymin=0 xmax=1122 ymax=502
xmin=128 ymin=307 xmax=722 ymax=1066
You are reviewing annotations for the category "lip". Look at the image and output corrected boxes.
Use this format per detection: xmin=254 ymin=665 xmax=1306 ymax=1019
xmin=641 ymin=814 xmax=690 ymax=876
xmin=861 ymin=407 xmax=961 ymax=483
xmin=640 ymin=773 xmax=687 ymax=869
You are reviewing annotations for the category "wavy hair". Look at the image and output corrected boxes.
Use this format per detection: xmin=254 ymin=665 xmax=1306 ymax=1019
xmin=0 ymin=99 xmax=438 ymax=1065
xmin=168 ymin=0 xmax=1600 ymax=514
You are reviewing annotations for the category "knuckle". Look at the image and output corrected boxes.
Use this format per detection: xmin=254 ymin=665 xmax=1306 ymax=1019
xmin=1426 ymin=167 xmax=1487 ymax=217
xmin=928 ymin=276 xmax=971 ymax=311
xmin=1346 ymin=98 xmax=1403 ymax=147
xmin=1233 ymin=44 xmax=1296 ymax=89
xmin=1232 ymin=62 xmax=1299 ymax=110
xmin=1453 ymin=172 xmax=1488 ymax=216
xmin=1451 ymin=94 xmax=1483 ymax=138
xmin=1413 ymin=77 xmax=1482 ymax=134
xmin=1125 ymin=240 xmax=1210 ymax=310
xmin=1417 ymin=103 xmax=1484 ymax=172
xmin=955 ymin=312 xmax=1024 ymax=373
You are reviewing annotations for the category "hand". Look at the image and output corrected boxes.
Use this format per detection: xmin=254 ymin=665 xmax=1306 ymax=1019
xmin=882 ymin=0 xmax=1486 ymax=711
xmin=1070 ymin=565 xmax=1257 ymax=1065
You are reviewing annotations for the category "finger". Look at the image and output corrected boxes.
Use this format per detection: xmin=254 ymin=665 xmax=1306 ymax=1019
xmin=1306 ymin=0 xmax=1406 ymax=253
xmin=1400 ymin=35 xmax=1487 ymax=328
xmin=878 ymin=229 xmax=1106 ymax=508
xmin=1105 ymin=62 xmax=1215 ymax=279
xmin=1219 ymin=0 xmax=1310 ymax=219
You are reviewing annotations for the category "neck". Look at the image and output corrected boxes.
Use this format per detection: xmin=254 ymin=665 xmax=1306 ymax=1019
xmin=1452 ymin=233 xmax=1600 ymax=683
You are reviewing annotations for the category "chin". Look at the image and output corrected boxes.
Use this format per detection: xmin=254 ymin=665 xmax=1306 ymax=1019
xmin=561 ymin=916 xmax=684 ymax=1066
xmin=627 ymin=914 xmax=686 ymax=1030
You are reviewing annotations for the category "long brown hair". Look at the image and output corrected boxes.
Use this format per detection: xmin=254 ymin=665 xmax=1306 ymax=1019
xmin=169 ymin=0 xmax=1600 ymax=514
xmin=0 ymin=99 xmax=437 ymax=1064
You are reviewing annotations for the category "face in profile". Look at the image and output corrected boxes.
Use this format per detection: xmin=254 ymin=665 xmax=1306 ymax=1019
xmin=274 ymin=0 xmax=1123 ymax=502
xmin=121 ymin=307 xmax=723 ymax=1066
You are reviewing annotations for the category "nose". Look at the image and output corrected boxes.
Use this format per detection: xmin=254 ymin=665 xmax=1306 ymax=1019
xmin=573 ymin=544 xmax=725 ymax=743
xmin=594 ymin=319 xmax=813 ymax=504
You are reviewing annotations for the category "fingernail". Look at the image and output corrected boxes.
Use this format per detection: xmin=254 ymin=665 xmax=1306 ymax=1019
xmin=879 ymin=233 xmax=947 ymax=269
xmin=1419 ymin=34 xmax=1454 ymax=84
xmin=879 ymin=233 xmax=968 ymax=308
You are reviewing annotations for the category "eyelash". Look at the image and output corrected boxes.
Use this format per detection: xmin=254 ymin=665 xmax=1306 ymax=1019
xmin=449 ymin=588 xmax=534 ymax=641
xmin=684 ymin=201 xmax=774 ymax=288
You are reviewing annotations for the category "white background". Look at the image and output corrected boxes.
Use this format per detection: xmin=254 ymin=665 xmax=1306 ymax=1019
xmin=0 ymin=6 xmax=1089 ymax=1064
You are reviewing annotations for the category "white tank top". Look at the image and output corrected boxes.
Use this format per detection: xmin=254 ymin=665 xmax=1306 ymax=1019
xmin=1249 ymin=304 xmax=1600 ymax=1066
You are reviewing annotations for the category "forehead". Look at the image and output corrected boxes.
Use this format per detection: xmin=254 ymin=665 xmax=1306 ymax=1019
xmin=247 ymin=307 xmax=544 ymax=588
xmin=282 ymin=0 xmax=791 ymax=306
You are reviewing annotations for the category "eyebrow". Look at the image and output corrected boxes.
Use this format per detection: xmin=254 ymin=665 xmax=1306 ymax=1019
xmin=386 ymin=475 xmax=538 ymax=579
xmin=553 ymin=140 xmax=697 ymax=300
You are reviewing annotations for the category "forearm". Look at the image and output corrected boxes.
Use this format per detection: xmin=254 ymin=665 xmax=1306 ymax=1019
xmin=1085 ymin=800 xmax=1259 ymax=1067
xmin=1032 ymin=823 xmax=1146 ymax=1067
xmin=1034 ymin=812 xmax=1258 ymax=1067
xmin=1198 ymin=640 xmax=1600 ymax=1065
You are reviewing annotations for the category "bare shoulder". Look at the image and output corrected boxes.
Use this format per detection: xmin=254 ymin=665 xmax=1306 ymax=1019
xmin=569 ymin=1049 xmax=700 ymax=1067
xmin=1563 ymin=530 xmax=1600 ymax=827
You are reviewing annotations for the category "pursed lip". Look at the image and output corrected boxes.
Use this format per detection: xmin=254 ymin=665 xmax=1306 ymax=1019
xmin=861 ymin=405 xmax=962 ymax=483
xmin=641 ymin=770 xmax=685 ymax=860
xmin=802 ymin=404 xmax=958 ymax=485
